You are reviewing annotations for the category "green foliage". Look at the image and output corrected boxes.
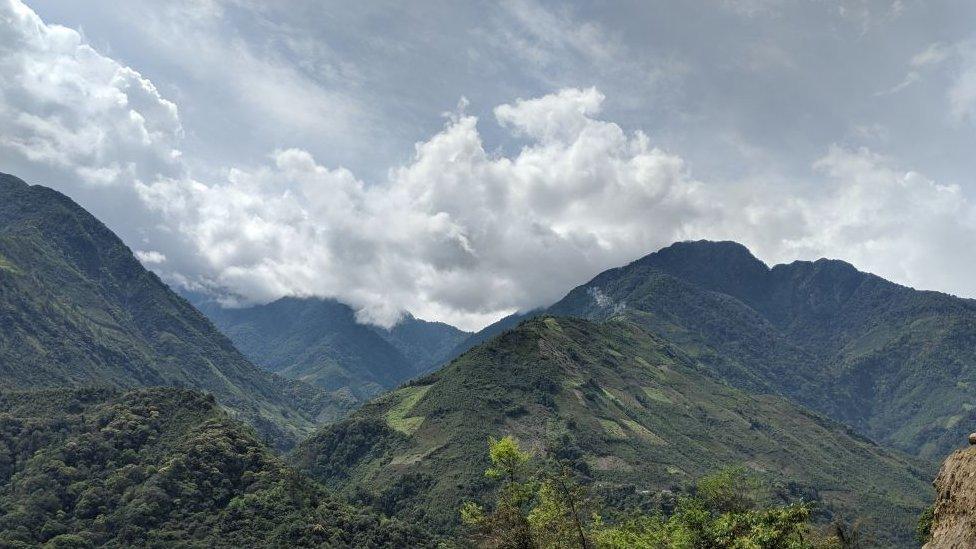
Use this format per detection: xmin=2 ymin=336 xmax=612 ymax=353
xmin=462 ymin=437 xmax=590 ymax=549
xmin=916 ymin=505 xmax=934 ymax=544
xmin=486 ymin=436 xmax=532 ymax=482
xmin=464 ymin=438 xmax=824 ymax=549
xmin=0 ymin=387 xmax=435 ymax=548
xmin=588 ymin=468 xmax=818 ymax=549
xmin=295 ymin=316 xmax=931 ymax=546
xmin=0 ymin=173 xmax=337 ymax=448
xmin=696 ymin=466 xmax=762 ymax=514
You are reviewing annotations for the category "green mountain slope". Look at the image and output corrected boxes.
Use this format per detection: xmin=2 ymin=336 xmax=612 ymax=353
xmin=0 ymin=387 xmax=434 ymax=547
xmin=550 ymin=240 xmax=976 ymax=459
xmin=0 ymin=173 xmax=343 ymax=448
xmin=444 ymin=309 xmax=538 ymax=363
xmin=201 ymin=297 xmax=468 ymax=402
xmin=293 ymin=316 xmax=932 ymax=547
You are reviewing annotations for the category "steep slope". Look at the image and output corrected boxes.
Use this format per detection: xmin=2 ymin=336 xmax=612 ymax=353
xmin=0 ymin=173 xmax=339 ymax=447
xmin=0 ymin=387 xmax=434 ymax=547
xmin=293 ymin=316 xmax=932 ymax=546
xmin=201 ymin=297 xmax=468 ymax=402
xmin=550 ymin=240 xmax=976 ymax=459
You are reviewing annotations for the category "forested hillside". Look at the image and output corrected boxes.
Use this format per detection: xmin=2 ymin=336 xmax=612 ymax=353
xmin=294 ymin=316 xmax=932 ymax=547
xmin=451 ymin=240 xmax=976 ymax=460
xmin=0 ymin=387 xmax=434 ymax=547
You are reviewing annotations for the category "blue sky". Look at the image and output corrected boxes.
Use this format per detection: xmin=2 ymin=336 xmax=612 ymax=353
xmin=3 ymin=0 xmax=976 ymax=329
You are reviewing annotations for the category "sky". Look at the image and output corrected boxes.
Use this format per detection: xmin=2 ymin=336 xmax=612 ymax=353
xmin=2 ymin=0 xmax=976 ymax=330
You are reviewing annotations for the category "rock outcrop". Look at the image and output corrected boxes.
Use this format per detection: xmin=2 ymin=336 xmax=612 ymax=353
xmin=925 ymin=444 xmax=976 ymax=548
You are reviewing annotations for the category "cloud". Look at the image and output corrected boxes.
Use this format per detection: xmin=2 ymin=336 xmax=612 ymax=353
xmin=4 ymin=0 xmax=976 ymax=332
xmin=949 ymin=43 xmax=976 ymax=122
xmin=875 ymin=71 xmax=920 ymax=96
xmin=877 ymin=42 xmax=957 ymax=97
xmin=133 ymin=86 xmax=976 ymax=330
xmin=793 ymin=147 xmax=976 ymax=296
xmin=911 ymin=42 xmax=953 ymax=68
xmin=135 ymin=250 xmax=167 ymax=264
xmin=135 ymin=89 xmax=710 ymax=329
xmin=719 ymin=0 xmax=783 ymax=18
xmin=0 ymin=0 xmax=183 ymax=186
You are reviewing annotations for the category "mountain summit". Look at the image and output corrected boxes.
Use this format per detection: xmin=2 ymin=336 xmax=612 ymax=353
xmin=550 ymin=239 xmax=976 ymax=458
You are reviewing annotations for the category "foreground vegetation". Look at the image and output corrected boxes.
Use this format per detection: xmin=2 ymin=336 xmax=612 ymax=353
xmin=460 ymin=436 xmax=854 ymax=548
xmin=0 ymin=387 xmax=433 ymax=548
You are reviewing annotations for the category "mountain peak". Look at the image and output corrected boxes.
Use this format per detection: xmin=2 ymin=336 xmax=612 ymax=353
xmin=0 ymin=172 xmax=29 ymax=190
xmin=0 ymin=173 xmax=333 ymax=447
xmin=642 ymin=240 xmax=767 ymax=269
xmin=633 ymin=240 xmax=770 ymax=302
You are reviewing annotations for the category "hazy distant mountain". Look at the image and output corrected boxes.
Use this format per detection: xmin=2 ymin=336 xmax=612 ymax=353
xmin=549 ymin=240 xmax=976 ymax=459
xmin=294 ymin=316 xmax=931 ymax=546
xmin=201 ymin=297 xmax=468 ymax=403
xmin=0 ymin=173 xmax=342 ymax=448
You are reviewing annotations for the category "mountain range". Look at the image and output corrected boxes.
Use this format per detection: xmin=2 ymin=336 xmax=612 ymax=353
xmin=546 ymin=240 xmax=976 ymax=459
xmin=2 ymin=171 xmax=969 ymax=546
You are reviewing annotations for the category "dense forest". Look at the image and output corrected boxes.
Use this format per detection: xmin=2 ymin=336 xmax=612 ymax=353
xmin=0 ymin=387 xmax=434 ymax=548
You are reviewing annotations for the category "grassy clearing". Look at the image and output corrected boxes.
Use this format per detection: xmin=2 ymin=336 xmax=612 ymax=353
xmin=0 ymin=252 xmax=19 ymax=274
xmin=385 ymin=384 xmax=432 ymax=435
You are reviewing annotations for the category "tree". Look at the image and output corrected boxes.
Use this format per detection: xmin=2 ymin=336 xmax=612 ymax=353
xmin=462 ymin=436 xmax=537 ymax=548
xmin=462 ymin=438 xmax=832 ymax=549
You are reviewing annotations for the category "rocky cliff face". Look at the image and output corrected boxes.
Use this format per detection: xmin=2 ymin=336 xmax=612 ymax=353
xmin=925 ymin=444 xmax=976 ymax=548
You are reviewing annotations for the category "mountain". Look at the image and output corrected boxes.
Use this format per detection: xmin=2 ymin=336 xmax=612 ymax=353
xmin=549 ymin=240 xmax=976 ymax=459
xmin=201 ymin=297 xmax=467 ymax=402
xmin=372 ymin=312 xmax=469 ymax=373
xmin=0 ymin=173 xmax=341 ymax=448
xmin=0 ymin=386 xmax=435 ymax=547
xmin=292 ymin=316 xmax=932 ymax=547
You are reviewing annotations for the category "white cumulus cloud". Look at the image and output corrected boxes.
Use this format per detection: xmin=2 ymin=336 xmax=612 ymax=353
xmin=134 ymin=88 xmax=710 ymax=329
xmin=0 ymin=0 xmax=183 ymax=186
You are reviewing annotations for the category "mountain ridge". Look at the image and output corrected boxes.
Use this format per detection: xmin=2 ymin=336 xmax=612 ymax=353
xmin=549 ymin=239 xmax=976 ymax=458
xmin=0 ymin=173 xmax=342 ymax=448
xmin=200 ymin=296 xmax=469 ymax=404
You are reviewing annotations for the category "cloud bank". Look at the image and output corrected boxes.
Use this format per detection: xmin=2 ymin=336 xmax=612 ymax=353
xmin=3 ymin=0 xmax=976 ymax=330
